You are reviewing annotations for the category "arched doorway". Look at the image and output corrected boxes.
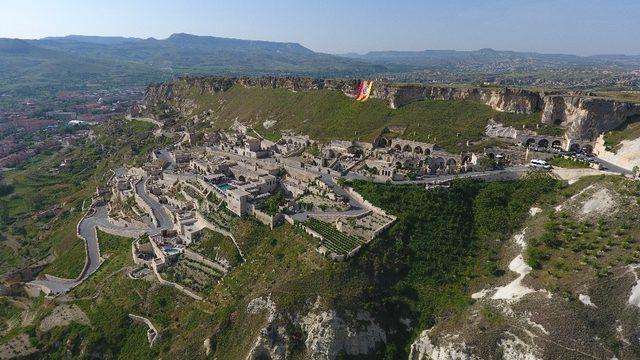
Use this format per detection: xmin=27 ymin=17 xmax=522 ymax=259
xmin=431 ymin=157 xmax=446 ymax=170
xmin=538 ymin=139 xmax=549 ymax=148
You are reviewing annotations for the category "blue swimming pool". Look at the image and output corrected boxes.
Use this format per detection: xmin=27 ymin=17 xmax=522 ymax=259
xmin=217 ymin=183 xmax=233 ymax=192
xmin=164 ymin=247 xmax=181 ymax=255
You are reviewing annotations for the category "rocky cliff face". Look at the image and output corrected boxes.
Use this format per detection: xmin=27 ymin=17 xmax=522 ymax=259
xmin=541 ymin=96 xmax=640 ymax=140
xmin=245 ymin=296 xmax=386 ymax=360
xmin=140 ymin=76 xmax=640 ymax=140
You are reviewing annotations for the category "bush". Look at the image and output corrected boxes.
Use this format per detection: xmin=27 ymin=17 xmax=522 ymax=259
xmin=0 ymin=184 xmax=14 ymax=196
xmin=527 ymin=246 xmax=550 ymax=269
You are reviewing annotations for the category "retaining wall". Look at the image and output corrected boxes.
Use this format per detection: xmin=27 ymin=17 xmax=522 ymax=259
xmin=128 ymin=314 xmax=160 ymax=347
xmin=248 ymin=205 xmax=284 ymax=229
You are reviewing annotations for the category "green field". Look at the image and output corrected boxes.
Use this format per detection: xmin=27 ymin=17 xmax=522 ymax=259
xmin=191 ymin=228 xmax=242 ymax=267
xmin=171 ymin=82 xmax=551 ymax=152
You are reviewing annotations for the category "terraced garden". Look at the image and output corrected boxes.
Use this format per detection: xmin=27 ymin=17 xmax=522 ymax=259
xmin=303 ymin=218 xmax=364 ymax=255
xmin=163 ymin=258 xmax=222 ymax=295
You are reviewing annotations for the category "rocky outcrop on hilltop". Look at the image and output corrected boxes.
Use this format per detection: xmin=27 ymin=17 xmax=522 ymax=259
xmin=542 ymin=96 xmax=640 ymax=140
xmin=381 ymin=85 xmax=543 ymax=113
xmin=139 ymin=76 xmax=640 ymax=141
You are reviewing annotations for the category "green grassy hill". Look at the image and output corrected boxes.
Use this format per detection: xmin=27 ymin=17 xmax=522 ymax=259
xmin=175 ymin=82 xmax=544 ymax=152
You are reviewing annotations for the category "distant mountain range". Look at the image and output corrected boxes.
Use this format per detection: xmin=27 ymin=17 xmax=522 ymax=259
xmin=342 ymin=48 xmax=640 ymax=70
xmin=0 ymin=34 xmax=383 ymax=95
xmin=1 ymin=33 xmax=640 ymax=95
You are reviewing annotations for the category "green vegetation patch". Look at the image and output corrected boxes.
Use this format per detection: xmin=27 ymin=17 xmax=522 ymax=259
xmin=256 ymin=189 xmax=286 ymax=215
xmin=40 ymin=212 xmax=86 ymax=279
xmin=346 ymin=172 xmax=560 ymax=354
xmin=191 ymin=229 xmax=242 ymax=267
xmin=546 ymin=155 xmax=592 ymax=169
xmin=0 ymin=118 xmax=169 ymax=272
xmin=525 ymin=177 xmax=640 ymax=281
xmin=33 ymin=230 xmax=187 ymax=359
xmin=0 ymin=298 xmax=21 ymax=333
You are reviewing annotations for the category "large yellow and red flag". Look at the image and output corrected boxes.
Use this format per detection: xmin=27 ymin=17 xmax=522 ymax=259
xmin=354 ymin=80 xmax=374 ymax=102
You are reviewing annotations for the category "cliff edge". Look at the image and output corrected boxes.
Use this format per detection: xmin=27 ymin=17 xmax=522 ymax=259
xmin=139 ymin=76 xmax=640 ymax=140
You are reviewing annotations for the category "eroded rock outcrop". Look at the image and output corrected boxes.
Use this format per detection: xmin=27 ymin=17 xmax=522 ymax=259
xmin=245 ymin=296 xmax=386 ymax=360
xmin=139 ymin=76 xmax=640 ymax=141
xmin=542 ymin=95 xmax=640 ymax=140
xmin=299 ymin=305 xmax=386 ymax=359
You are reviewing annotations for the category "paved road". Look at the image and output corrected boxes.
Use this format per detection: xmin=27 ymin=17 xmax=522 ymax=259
xmin=594 ymin=157 xmax=633 ymax=175
xmin=28 ymin=207 xmax=116 ymax=295
xmin=342 ymin=166 xmax=531 ymax=185
xmin=135 ymin=177 xmax=174 ymax=232
xmin=29 ymin=177 xmax=176 ymax=295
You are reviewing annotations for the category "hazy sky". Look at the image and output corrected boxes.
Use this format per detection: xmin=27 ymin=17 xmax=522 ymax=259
xmin=2 ymin=0 xmax=639 ymax=55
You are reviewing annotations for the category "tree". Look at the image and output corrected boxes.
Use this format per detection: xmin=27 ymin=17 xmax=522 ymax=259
xmin=0 ymin=200 xmax=9 ymax=225
xmin=476 ymin=156 xmax=496 ymax=171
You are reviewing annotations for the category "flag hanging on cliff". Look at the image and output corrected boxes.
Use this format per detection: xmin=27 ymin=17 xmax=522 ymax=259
xmin=354 ymin=80 xmax=374 ymax=102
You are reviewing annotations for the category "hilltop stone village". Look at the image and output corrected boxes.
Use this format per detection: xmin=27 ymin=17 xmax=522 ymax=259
xmin=28 ymin=72 xmax=620 ymax=302
xmin=90 ymin=111 xmax=604 ymax=300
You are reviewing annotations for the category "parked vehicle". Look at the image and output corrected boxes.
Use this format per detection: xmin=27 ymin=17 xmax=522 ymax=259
xmin=529 ymin=159 xmax=552 ymax=169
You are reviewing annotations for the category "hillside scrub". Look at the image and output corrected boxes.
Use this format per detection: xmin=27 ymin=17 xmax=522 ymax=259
xmin=348 ymin=172 xmax=559 ymax=355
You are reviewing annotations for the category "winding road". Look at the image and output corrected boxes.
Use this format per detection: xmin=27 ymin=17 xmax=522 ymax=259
xmin=134 ymin=177 xmax=174 ymax=233
xmin=28 ymin=176 xmax=173 ymax=296
xmin=28 ymin=206 xmax=147 ymax=295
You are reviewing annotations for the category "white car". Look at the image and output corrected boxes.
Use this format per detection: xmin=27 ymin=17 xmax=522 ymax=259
xmin=529 ymin=159 xmax=552 ymax=169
